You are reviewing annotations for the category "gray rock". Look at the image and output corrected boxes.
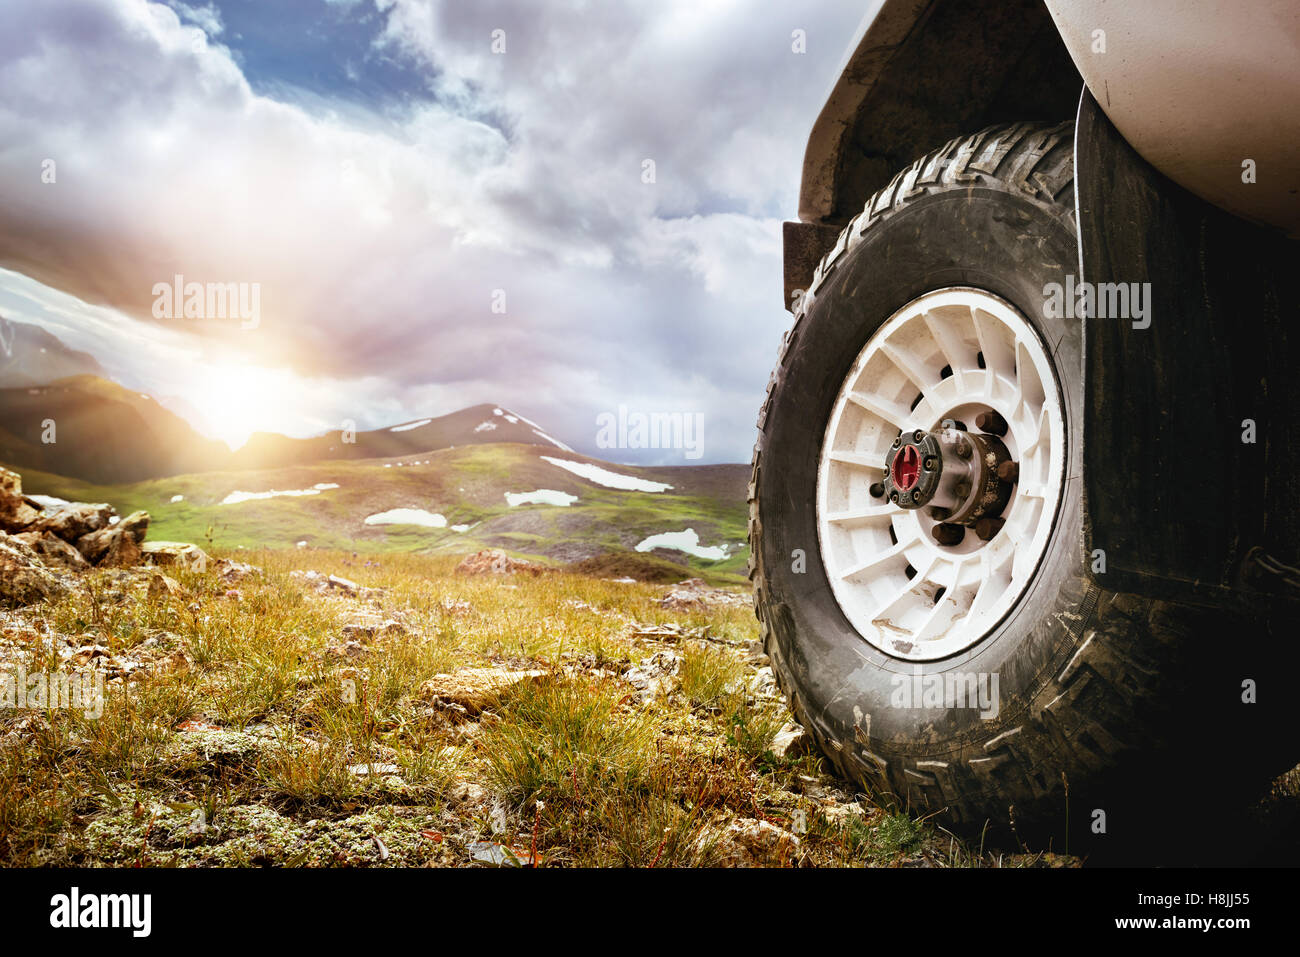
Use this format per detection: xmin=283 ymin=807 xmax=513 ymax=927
xmin=30 ymin=501 xmax=115 ymax=542
xmin=0 ymin=531 xmax=67 ymax=606
xmin=708 ymin=818 xmax=801 ymax=867
xmin=624 ymin=650 xmax=681 ymax=702
xmin=0 ymin=467 xmax=39 ymax=532
xmin=770 ymin=722 xmax=814 ymax=760
xmin=12 ymin=530 xmax=89 ymax=570
xmin=77 ymin=510 xmax=149 ymax=565
xmin=326 ymin=574 xmax=359 ymax=595
xmin=142 ymin=540 xmax=209 ymax=571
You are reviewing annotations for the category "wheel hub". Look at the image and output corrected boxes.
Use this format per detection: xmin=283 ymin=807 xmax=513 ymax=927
xmin=880 ymin=423 xmax=1015 ymax=534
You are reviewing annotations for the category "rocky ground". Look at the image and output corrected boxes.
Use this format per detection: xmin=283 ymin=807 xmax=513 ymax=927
xmin=0 ymin=466 xmax=1083 ymax=867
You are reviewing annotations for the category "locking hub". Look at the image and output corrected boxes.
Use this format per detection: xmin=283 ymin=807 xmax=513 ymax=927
xmin=881 ymin=422 xmax=1016 ymax=529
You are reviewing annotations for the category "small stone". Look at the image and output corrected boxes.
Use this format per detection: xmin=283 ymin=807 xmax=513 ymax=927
xmin=822 ymin=803 xmax=868 ymax=826
xmin=147 ymin=573 xmax=183 ymax=600
xmin=142 ymin=541 xmax=210 ymax=571
xmin=419 ymin=668 xmax=546 ymax=714
xmin=454 ymin=549 xmax=542 ymax=576
xmin=659 ymin=578 xmax=750 ymax=611
xmin=348 ymin=762 xmax=400 ymax=776
xmin=326 ymin=574 xmax=359 ymax=596
xmin=216 ymin=558 xmax=258 ymax=584
xmin=770 ymin=722 xmax=814 ymax=760
xmin=708 ymin=818 xmax=801 ymax=867
xmin=450 ymin=780 xmax=489 ymax=805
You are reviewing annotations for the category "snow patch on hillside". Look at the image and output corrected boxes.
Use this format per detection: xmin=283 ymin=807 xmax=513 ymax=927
xmin=540 ymin=456 xmax=672 ymax=492
xmin=635 ymin=528 xmax=730 ymax=561
xmin=505 ymin=489 xmax=578 ymax=507
xmin=390 ymin=418 xmax=432 ymax=432
xmin=220 ymin=483 xmax=338 ymax=505
xmin=531 ymin=429 xmax=574 ymax=452
xmin=364 ymin=508 xmax=447 ymax=528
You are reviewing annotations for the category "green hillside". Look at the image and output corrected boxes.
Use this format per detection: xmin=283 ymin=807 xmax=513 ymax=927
xmin=12 ymin=443 xmax=752 ymax=584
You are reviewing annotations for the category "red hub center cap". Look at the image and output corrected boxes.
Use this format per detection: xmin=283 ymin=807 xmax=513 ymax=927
xmin=891 ymin=444 xmax=921 ymax=491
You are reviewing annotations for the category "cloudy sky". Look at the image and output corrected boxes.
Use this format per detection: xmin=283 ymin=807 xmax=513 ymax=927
xmin=0 ymin=0 xmax=870 ymax=463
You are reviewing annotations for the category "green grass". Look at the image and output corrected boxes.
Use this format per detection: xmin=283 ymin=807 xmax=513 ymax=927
xmin=0 ymin=546 xmax=1072 ymax=867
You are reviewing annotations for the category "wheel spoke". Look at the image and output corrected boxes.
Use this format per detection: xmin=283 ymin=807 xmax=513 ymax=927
xmin=825 ymin=504 xmax=894 ymax=523
xmin=973 ymin=307 xmax=1016 ymax=380
xmin=910 ymin=558 xmax=967 ymax=642
xmin=839 ymin=535 xmax=917 ymax=580
xmin=845 ymin=390 xmax=910 ymax=430
xmin=827 ymin=450 xmax=885 ymax=470
xmin=922 ymin=309 xmax=974 ymax=375
xmin=868 ymin=555 xmax=938 ymax=624
xmin=880 ymin=340 xmax=934 ymax=393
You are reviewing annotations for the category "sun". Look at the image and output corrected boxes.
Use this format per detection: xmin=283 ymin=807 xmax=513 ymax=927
xmin=178 ymin=361 xmax=300 ymax=450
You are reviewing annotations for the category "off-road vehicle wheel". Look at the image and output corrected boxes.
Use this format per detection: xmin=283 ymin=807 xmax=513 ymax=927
xmin=750 ymin=121 xmax=1295 ymax=853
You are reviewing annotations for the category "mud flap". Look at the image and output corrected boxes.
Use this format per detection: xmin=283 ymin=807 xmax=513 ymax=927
xmin=1074 ymin=89 xmax=1300 ymax=607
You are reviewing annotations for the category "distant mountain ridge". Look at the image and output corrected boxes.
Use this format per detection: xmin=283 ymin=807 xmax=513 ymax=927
xmin=0 ymin=315 xmax=107 ymax=388
xmin=230 ymin=403 xmax=572 ymax=471
xmin=0 ymin=375 xmax=231 ymax=484
xmin=0 ymin=370 xmax=578 ymax=484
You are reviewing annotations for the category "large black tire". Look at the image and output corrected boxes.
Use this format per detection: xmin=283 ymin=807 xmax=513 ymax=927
xmin=750 ymin=121 xmax=1297 ymax=859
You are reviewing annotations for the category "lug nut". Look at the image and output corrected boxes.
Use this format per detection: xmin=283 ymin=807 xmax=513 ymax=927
xmin=928 ymin=506 xmax=951 ymax=521
xmin=932 ymin=523 xmax=965 ymax=546
xmin=975 ymin=516 xmax=1005 ymax=541
xmin=975 ymin=410 xmax=1008 ymax=436
xmin=869 ymin=481 xmax=885 ymax=498
xmin=923 ymin=456 xmax=937 ymax=470
xmin=955 ymin=438 xmax=971 ymax=459
xmin=913 ymin=430 xmax=925 ymax=443
xmin=954 ymin=482 xmax=971 ymax=500
xmin=997 ymin=460 xmax=1019 ymax=483
xmin=890 ymin=492 xmax=900 ymax=505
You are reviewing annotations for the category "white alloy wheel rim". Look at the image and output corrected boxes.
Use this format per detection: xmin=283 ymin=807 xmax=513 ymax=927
xmin=816 ymin=287 xmax=1066 ymax=661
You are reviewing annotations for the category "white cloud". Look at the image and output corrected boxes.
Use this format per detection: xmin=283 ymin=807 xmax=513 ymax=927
xmin=0 ymin=0 xmax=864 ymax=463
xmin=168 ymin=1 xmax=223 ymax=36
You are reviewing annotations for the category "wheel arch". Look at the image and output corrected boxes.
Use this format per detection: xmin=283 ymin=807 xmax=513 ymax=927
xmin=785 ymin=0 xmax=1082 ymax=312
xmin=796 ymin=0 xmax=1080 ymax=230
